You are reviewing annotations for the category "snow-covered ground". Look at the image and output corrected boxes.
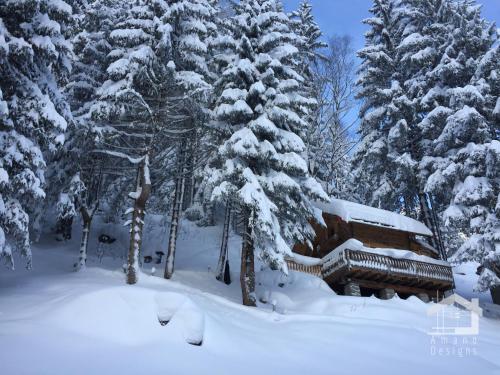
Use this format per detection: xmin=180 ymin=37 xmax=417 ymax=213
xmin=1 ymin=218 xmax=500 ymax=375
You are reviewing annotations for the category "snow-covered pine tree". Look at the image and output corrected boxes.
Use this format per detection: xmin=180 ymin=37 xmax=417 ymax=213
xmin=51 ymin=0 xmax=121 ymax=243
xmin=392 ymin=0 xmax=498 ymax=262
xmin=162 ymin=0 xmax=217 ymax=279
xmin=0 ymin=0 xmax=73 ymax=268
xmin=421 ymin=3 xmax=499 ymax=289
xmin=382 ymin=0 xmax=464 ymax=253
xmin=444 ymin=139 xmax=500 ymax=291
xmin=354 ymin=0 xmax=496 ymax=266
xmin=193 ymin=7 xmax=241 ymax=283
xmin=66 ymin=0 xmax=121 ymax=120
xmin=352 ymin=0 xmax=405 ymax=211
xmin=209 ymin=0 xmax=328 ymax=306
xmin=91 ymin=0 xmax=176 ymax=283
xmin=195 ymin=3 xmax=236 ymax=228
xmin=289 ymin=0 xmax=325 ymax=83
xmin=473 ymin=24 xmax=499 ymax=140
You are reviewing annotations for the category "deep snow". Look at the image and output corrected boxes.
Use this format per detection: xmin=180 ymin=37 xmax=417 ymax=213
xmin=1 ymin=218 xmax=500 ymax=375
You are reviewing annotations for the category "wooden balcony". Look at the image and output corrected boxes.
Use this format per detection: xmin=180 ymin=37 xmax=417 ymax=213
xmin=286 ymin=258 xmax=322 ymax=277
xmin=322 ymin=247 xmax=454 ymax=294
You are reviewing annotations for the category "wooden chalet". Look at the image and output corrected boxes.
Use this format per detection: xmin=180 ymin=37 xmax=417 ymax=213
xmin=288 ymin=199 xmax=454 ymax=301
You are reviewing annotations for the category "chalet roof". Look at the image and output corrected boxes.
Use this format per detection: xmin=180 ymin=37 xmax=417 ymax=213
xmin=315 ymin=199 xmax=433 ymax=237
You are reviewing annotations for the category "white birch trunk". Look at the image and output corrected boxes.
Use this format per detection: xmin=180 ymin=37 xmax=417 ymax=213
xmin=126 ymin=156 xmax=151 ymax=285
xmin=75 ymin=207 xmax=92 ymax=271
xmin=164 ymin=144 xmax=186 ymax=279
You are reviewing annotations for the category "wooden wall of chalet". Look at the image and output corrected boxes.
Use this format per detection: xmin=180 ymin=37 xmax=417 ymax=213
xmin=293 ymin=212 xmax=438 ymax=259
xmin=351 ymin=222 xmax=410 ymax=251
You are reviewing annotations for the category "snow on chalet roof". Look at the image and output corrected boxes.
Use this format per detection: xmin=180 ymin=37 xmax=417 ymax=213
xmin=315 ymin=199 xmax=433 ymax=237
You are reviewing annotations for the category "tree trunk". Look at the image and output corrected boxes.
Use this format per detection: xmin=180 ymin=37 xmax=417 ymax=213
xmin=240 ymin=212 xmax=256 ymax=307
xmin=126 ymin=157 xmax=151 ymax=285
xmin=418 ymin=192 xmax=447 ymax=260
xmin=75 ymin=207 xmax=92 ymax=271
xmin=430 ymin=202 xmax=447 ymax=261
xmin=216 ymin=202 xmax=232 ymax=284
xmin=164 ymin=144 xmax=186 ymax=279
xmin=202 ymin=200 xmax=215 ymax=226
xmin=182 ymin=142 xmax=195 ymax=211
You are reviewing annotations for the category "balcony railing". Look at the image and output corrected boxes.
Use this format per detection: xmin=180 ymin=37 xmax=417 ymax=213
xmin=285 ymin=258 xmax=322 ymax=277
xmin=322 ymin=248 xmax=454 ymax=284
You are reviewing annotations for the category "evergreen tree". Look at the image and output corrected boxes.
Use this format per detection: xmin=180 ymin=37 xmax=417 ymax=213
xmin=354 ymin=0 xmax=498 ymax=273
xmin=289 ymin=0 xmax=325 ymax=83
xmin=52 ymin=0 xmax=121 ymax=242
xmin=399 ymin=0 xmax=491 ymax=206
xmin=197 ymin=2 xmax=237 ymax=228
xmin=87 ymin=0 xmax=217 ymax=282
xmin=162 ymin=0 xmax=217 ymax=279
xmin=352 ymin=0 xmax=404 ymax=211
xmin=388 ymin=0 xmax=465 ymax=252
xmin=209 ymin=0 xmax=328 ymax=306
xmin=421 ymin=3 xmax=499 ymax=289
xmin=0 ymin=0 xmax=73 ymax=268
xmin=91 ymin=0 xmax=174 ymax=282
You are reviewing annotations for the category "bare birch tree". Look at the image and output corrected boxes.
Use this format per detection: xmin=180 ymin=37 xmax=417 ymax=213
xmin=309 ymin=35 xmax=358 ymax=198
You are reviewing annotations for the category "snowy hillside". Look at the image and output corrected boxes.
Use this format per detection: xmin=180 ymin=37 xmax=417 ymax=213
xmin=1 ymin=219 xmax=500 ymax=375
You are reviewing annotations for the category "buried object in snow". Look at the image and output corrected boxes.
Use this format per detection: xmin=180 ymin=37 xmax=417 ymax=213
xmin=98 ymin=234 xmax=116 ymax=244
xmin=156 ymin=292 xmax=205 ymax=346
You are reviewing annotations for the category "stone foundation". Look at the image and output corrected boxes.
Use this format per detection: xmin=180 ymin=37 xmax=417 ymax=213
xmin=417 ymin=293 xmax=430 ymax=303
xmin=344 ymin=282 xmax=361 ymax=297
xmin=379 ymin=288 xmax=395 ymax=300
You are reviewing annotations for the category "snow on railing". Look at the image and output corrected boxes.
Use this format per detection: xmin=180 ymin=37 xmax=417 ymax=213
xmin=321 ymin=240 xmax=454 ymax=283
xmin=294 ymin=239 xmax=454 ymax=283
xmin=322 ymin=247 xmax=347 ymax=278
xmin=286 ymin=258 xmax=322 ymax=277
xmin=341 ymin=249 xmax=453 ymax=282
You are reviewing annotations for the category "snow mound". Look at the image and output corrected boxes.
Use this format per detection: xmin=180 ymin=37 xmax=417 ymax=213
xmin=156 ymin=292 xmax=205 ymax=345
xmin=45 ymin=287 xmax=165 ymax=345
